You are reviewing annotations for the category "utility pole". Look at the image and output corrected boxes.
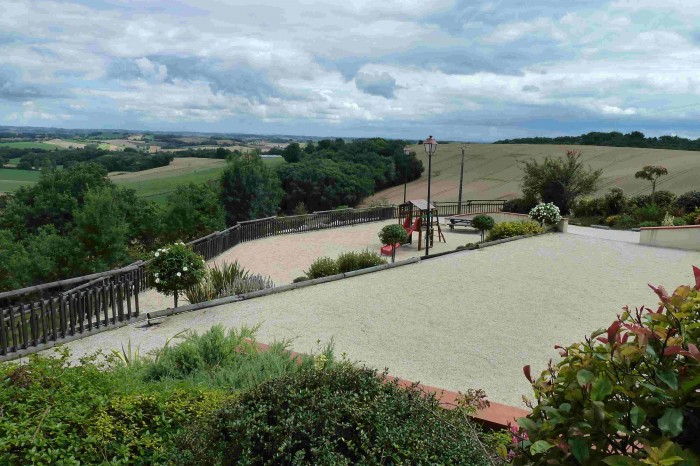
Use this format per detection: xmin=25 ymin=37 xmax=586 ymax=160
xmin=457 ymin=145 xmax=465 ymax=214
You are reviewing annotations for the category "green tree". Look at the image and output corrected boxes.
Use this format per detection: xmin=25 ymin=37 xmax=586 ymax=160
xmin=378 ymin=224 xmax=408 ymax=263
xmin=471 ymin=215 xmax=495 ymax=242
xmin=220 ymin=155 xmax=284 ymax=225
xmin=148 ymin=242 xmax=207 ymax=307
xmin=162 ymin=183 xmax=225 ymax=242
xmin=520 ymin=150 xmax=602 ymax=215
xmin=282 ymin=143 xmax=302 ymax=163
xmin=24 ymin=226 xmax=78 ymax=284
xmin=72 ymin=187 xmax=130 ymax=274
xmin=0 ymin=229 xmax=31 ymax=291
xmin=635 ymin=165 xmax=668 ymax=205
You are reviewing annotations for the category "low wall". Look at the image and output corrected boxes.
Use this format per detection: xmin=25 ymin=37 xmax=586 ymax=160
xmin=447 ymin=211 xmax=568 ymax=232
xmin=640 ymin=225 xmax=700 ymax=251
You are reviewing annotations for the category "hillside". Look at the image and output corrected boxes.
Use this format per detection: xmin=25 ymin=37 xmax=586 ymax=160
xmin=362 ymin=143 xmax=700 ymax=205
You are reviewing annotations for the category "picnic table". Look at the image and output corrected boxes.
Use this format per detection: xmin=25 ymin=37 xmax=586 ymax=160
xmin=447 ymin=217 xmax=473 ymax=230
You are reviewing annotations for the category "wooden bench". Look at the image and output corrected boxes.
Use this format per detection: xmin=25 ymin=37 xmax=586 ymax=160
xmin=448 ymin=218 xmax=473 ymax=230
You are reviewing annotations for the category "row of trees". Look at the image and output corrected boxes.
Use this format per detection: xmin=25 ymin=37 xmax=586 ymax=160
xmin=0 ymin=138 xmax=422 ymax=291
xmin=495 ymin=131 xmax=700 ymax=151
xmin=1 ymin=147 xmax=173 ymax=172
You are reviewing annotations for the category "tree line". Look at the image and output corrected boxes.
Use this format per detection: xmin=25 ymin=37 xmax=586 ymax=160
xmin=0 ymin=137 xmax=423 ymax=291
xmin=494 ymin=131 xmax=700 ymax=151
xmin=0 ymin=147 xmax=173 ymax=172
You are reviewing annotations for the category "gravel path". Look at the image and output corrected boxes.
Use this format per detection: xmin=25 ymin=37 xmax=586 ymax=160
xmin=58 ymin=233 xmax=700 ymax=407
xmin=567 ymin=224 xmax=640 ymax=243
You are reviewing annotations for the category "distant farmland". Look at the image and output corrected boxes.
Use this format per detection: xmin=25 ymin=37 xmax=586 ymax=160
xmin=363 ymin=143 xmax=700 ymax=205
xmin=0 ymin=141 xmax=61 ymax=150
xmin=0 ymin=168 xmax=41 ymax=192
xmin=109 ymin=156 xmax=285 ymax=203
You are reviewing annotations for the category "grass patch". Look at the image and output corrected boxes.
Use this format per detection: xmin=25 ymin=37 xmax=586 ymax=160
xmin=0 ymin=168 xmax=40 ymax=192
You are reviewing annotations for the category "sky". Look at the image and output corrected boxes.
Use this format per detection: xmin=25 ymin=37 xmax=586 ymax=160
xmin=1 ymin=0 xmax=700 ymax=141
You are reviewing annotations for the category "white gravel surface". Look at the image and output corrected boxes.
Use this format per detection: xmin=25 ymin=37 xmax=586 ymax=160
xmin=57 ymin=233 xmax=700 ymax=407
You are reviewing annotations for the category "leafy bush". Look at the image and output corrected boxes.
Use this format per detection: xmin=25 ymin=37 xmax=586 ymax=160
xmin=629 ymin=194 xmax=652 ymax=208
xmin=616 ymin=214 xmax=638 ymax=229
xmin=486 ymin=221 xmax=544 ymax=241
xmin=184 ymin=261 xmax=274 ymax=304
xmin=148 ymin=242 xmax=207 ymax=307
xmin=673 ymin=217 xmax=688 ymax=226
xmin=292 ymin=276 xmax=308 ymax=283
xmin=336 ymin=249 xmax=386 ymax=273
xmin=514 ymin=267 xmax=700 ymax=465
xmin=304 ymin=256 xmax=339 ymax=279
xmin=378 ymin=223 xmax=408 ymax=262
xmin=675 ymin=190 xmax=700 ymax=214
xmin=605 ymin=215 xmax=620 ymax=227
xmin=0 ymin=325 xmax=319 ymax=465
xmin=639 ymin=220 xmax=659 ymax=228
xmin=652 ymin=190 xmax=677 ymax=209
xmin=603 ymin=187 xmax=627 ymax=215
xmin=503 ymin=196 xmax=539 ymax=214
xmin=662 ymin=211 xmax=676 ymax=226
xmin=529 ymin=202 xmax=562 ymax=226
xmin=472 ymin=215 xmax=495 ymax=241
xmin=571 ymin=197 xmax=605 ymax=218
xmin=173 ymin=364 xmax=491 ymax=466
xmin=633 ymin=204 xmax=663 ymax=223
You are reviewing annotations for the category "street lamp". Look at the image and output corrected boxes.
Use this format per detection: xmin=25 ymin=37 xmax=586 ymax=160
xmin=402 ymin=146 xmax=411 ymax=204
xmin=423 ymin=135 xmax=438 ymax=257
xmin=458 ymin=145 xmax=466 ymax=214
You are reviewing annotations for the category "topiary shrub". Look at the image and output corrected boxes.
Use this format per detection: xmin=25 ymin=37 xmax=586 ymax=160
xmin=529 ymin=202 xmax=562 ymax=227
xmin=486 ymin=221 xmax=544 ymax=241
xmin=148 ymin=242 xmax=207 ymax=307
xmin=304 ymin=257 xmax=339 ymax=279
xmin=513 ymin=266 xmax=700 ymax=465
xmin=378 ymin=223 xmax=408 ymax=263
xmin=178 ymin=364 xmax=491 ymax=465
xmin=471 ymin=215 xmax=495 ymax=242
xmin=675 ymin=191 xmax=700 ymax=214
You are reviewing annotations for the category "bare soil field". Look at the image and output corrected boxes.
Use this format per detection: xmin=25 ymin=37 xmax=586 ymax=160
xmin=363 ymin=143 xmax=700 ymax=205
xmin=45 ymin=139 xmax=86 ymax=149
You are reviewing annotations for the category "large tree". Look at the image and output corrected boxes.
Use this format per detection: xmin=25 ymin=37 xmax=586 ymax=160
xmin=162 ymin=182 xmax=225 ymax=242
xmin=520 ymin=150 xmax=602 ymax=214
xmin=220 ymin=155 xmax=284 ymax=225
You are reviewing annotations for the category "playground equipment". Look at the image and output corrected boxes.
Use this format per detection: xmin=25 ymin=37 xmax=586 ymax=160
xmin=399 ymin=199 xmax=446 ymax=251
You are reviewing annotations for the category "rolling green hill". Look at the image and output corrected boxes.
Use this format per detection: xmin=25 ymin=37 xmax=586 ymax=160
xmin=0 ymin=168 xmax=41 ymax=192
xmin=363 ymin=143 xmax=700 ymax=205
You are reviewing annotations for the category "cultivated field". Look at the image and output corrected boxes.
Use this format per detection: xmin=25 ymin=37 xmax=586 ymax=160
xmin=45 ymin=139 xmax=86 ymax=149
xmin=109 ymin=156 xmax=284 ymax=203
xmin=0 ymin=141 xmax=61 ymax=150
xmin=363 ymin=143 xmax=700 ymax=205
xmin=0 ymin=168 xmax=41 ymax=192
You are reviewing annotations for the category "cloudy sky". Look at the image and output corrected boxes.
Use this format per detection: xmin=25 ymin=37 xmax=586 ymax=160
xmin=2 ymin=0 xmax=700 ymax=140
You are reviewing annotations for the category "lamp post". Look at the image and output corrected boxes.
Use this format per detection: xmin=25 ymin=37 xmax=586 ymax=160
xmin=458 ymin=145 xmax=465 ymax=214
xmin=402 ymin=146 xmax=411 ymax=204
xmin=423 ymin=135 xmax=438 ymax=257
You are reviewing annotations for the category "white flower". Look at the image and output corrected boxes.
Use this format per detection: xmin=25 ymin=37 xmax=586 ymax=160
xmin=155 ymin=273 xmax=159 ymax=278
xmin=155 ymin=278 xmax=160 ymax=283
xmin=183 ymin=267 xmax=188 ymax=271
xmin=155 ymin=252 xmax=160 ymax=257
xmin=176 ymin=272 xmax=181 ymax=277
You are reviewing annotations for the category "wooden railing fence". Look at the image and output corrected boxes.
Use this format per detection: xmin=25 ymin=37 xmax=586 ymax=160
xmin=0 ymin=203 xmax=501 ymax=358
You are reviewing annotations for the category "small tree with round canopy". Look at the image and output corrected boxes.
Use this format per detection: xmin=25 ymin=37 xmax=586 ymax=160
xmin=378 ymin=224 xmax=408 ymax=263
xmin=148 ymin=242 xmax=207 ymax=308
xmin=471 ymin=215 xmax=495 ymax=242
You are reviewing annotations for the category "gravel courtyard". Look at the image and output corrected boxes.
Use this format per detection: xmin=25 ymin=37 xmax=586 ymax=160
xmin=60 ymin=233 xmax=700 ymax=407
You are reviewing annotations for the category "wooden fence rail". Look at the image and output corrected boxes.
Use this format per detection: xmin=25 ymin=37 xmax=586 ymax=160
xmin=0 ymin=202 xmax=502 ymax=358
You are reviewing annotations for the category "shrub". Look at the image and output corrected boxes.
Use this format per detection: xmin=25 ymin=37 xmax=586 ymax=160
xmin=486 ymin=221 xmax=544 ymax=241
xmin=336 ymin=249 xmax=386 ymax=273
xmin=529 ymin=202 xmax=562 ymax=226
xmin=639 ymin=220 xmax=659 ymax=228
xmin=633 ymin=204 xmax=663 ymax=223
xmin=629 ymin=194 xmax=652 ymax=208
xmin=673 ymin=217 xmax=688 ymax=226
xmin=292 ymin=276 xmax=308 ymax=283
xmin=304 ymin=256 xmax=339 ymax=279
xmin=184 ymin=261 xmax=274 ymax=304
xmin=175 ymin=365 xmax=491 ymax=465
xmin=616 ymin=214 xmax=638 ymax=229
xmin=514 ymin=267 xmax=700 ymax=465
xmin=675 ymin=190 xmax=700 ymax=213
xmin=471 ymin=215 xmax=495 ymax=241
xmin=653 ymin=190 xmax=677 ymax=209
xmin=662 ymin=211 xmax=675 ymax=226
xmin=378 ymin=223 xmax=408 ymax=263
xmin=603 ymin=187 xmax=627 ymax=215
xmin=148 ymin=242 xmax=207 ymax=307
xmin=605 ymin=215 xmax=620 ymax=227
xmin=503 ymin=196 xmax=539 ymax=214
xmin=571 ymin=197 xmax=605 ymax=218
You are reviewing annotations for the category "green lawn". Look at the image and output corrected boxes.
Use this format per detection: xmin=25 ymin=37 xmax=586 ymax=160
xmin=0 ymin=141 xmax=60 ymax=150
xmin=0 ymin=168 xmax=41 ymax=192
xmin=111 ymin=157 xmax=286 ymax=204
